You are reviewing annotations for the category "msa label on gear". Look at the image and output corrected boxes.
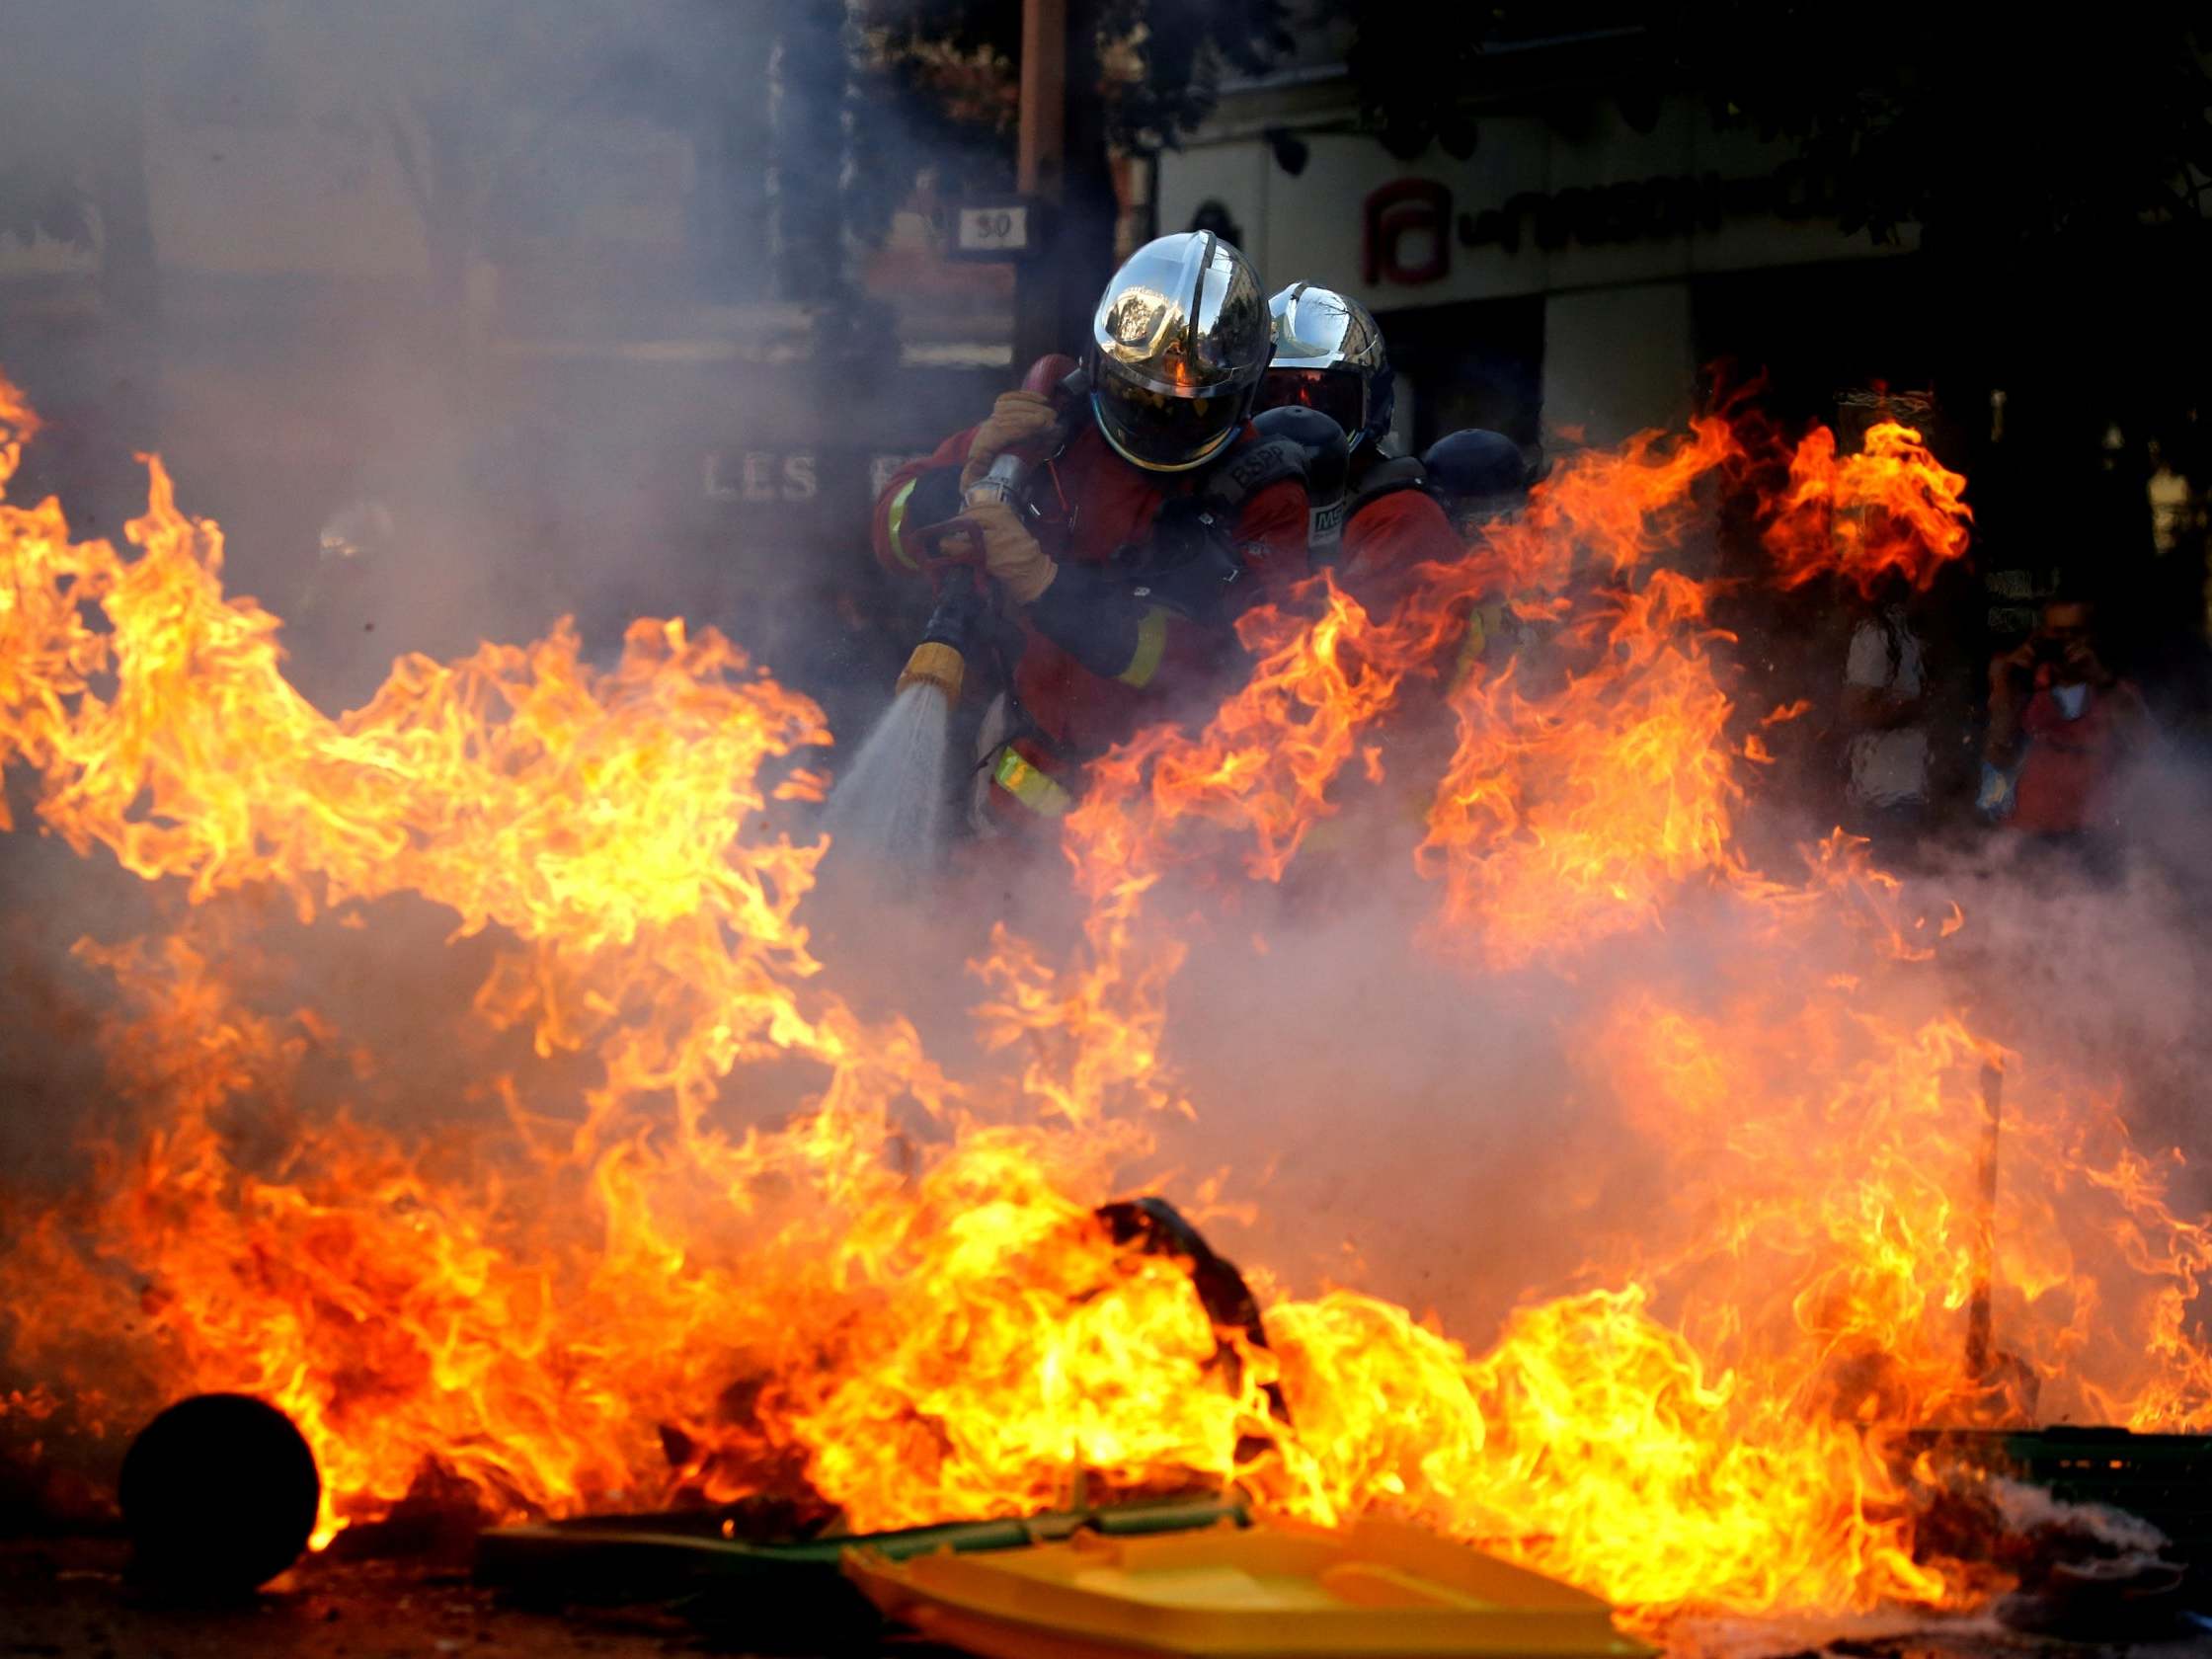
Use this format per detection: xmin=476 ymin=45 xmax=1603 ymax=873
xmin=1309 ymin=499 xmax=1346 ymax=554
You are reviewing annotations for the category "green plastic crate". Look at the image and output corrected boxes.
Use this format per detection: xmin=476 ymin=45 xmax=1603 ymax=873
xmin=475 ymin=1494 xmax=1248 ymax=1652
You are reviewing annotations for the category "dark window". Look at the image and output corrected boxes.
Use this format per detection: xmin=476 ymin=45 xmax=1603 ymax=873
xmin=1377 ymin=295 xmax=1545 ymax=452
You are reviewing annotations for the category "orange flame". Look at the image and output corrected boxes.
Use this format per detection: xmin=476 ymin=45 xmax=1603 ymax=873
xmin=3 ymin=370 xmax=2207 ymax=1643
xmin=1761 ymin=421 xmax=1974 ymax=596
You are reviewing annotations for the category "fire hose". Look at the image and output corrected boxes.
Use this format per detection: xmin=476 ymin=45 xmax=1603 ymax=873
xmin=894 ymin=355 xmax=1084 ymax=709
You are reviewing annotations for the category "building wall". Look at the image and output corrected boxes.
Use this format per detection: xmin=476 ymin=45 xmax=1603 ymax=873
xmin=1543 ymin=281 xmax=1697 ymax=446
xmin=1157 ymin=93 xmax=1916 ymax=442
xmin=0 ymin=4 xmax=1005 ymax=741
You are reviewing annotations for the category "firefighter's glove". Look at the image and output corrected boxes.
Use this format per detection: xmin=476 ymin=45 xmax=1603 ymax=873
xmin=960 ymin=390 xmax=1059 ymax=490
xmin=962 ymin=501 xmax=1057 ymax=605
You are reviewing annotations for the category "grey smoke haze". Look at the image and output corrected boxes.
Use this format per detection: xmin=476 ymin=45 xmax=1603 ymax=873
xmin=942 ymin=722 xmax=2212 ymax=1339
xmin=7 ymin=6 xmax=2212 ymax=1548
xmin=0 ymin=0 xmax=948 ymax=1193
xmin=807 ymin=678 xmax=2212 ymax=1366
xmin=0 ymin=0 xmax=923 ymax=722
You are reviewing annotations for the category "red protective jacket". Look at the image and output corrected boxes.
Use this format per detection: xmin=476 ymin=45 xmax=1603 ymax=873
xmin=1335 ymin=483 xmax=1465 ymax=638
xmin=1342 ymin=484 xmax=1464 ymax=590
xmin=872 ymin=419 xmax=1311 ymax=808
xmin=2011 ymin=675 xmax=2148 ymax=834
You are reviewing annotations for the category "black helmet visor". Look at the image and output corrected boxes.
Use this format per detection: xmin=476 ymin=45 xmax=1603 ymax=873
xmin=1092 ymin=369 xmax=1248 ymax=472
xmin=1253 ymin=366 xmax=1367 ymax=435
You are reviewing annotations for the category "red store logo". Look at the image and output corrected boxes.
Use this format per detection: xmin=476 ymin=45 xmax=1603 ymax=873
xmin=1363 ymin=179 xmax=1453 ymax=286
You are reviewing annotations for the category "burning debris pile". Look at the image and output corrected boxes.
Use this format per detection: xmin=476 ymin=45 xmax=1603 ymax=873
xmin=0 ymin=364 xmax=2207 ymax=1648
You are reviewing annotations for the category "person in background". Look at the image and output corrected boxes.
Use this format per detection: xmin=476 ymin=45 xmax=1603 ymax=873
xmin=1840 ymin=575 xmax=1936 ymax=852
xmin=1422 ymin=428 xmax=1541 ymax=684
xmin=1981 ymin=594 xmax=2152 ymax=872
xmin=2146 ymin=437 xmax=2202 ymax=567
xmin=2142 ymin=436 xmax=2210 ymax=729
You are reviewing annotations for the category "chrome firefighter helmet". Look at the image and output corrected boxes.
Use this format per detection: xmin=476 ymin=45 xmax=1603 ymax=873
xmin=1259 ymin=282 xmax=1394 ymax=451
xmin=1089 ymin=231 xmax=1272 ymax=473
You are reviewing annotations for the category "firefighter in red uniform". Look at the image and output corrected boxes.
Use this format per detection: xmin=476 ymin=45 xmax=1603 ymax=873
xmin=1422 ymin=426 xmax=1543 ymax=682
xmin=1253 ymin=284 xmax=1463 ymax=597
xmin=872 ymin=233 xmax=1342 ymax=825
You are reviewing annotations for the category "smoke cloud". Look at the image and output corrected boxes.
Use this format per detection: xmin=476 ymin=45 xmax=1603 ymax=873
xmin=6 ymin=10 xmax=2212 ymax=1639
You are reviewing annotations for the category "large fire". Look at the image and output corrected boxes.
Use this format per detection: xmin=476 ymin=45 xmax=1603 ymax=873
xmin=0 ymin=368 xmax=2205 ymax=1642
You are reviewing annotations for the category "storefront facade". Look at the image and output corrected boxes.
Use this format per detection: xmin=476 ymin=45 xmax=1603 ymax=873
xmin=1155 ymin=85 xmax=1917 ymax=449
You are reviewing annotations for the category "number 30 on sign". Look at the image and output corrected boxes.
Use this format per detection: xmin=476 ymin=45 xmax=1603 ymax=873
xmin=954 ymin=203 xmax=1034 ymax=258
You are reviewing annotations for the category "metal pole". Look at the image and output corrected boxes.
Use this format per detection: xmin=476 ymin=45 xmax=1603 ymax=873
xmin=1964 ymin=1060 xmax=2003 ymax=1381
xmin=1014 ymin=0 xmax=1068 ymax=372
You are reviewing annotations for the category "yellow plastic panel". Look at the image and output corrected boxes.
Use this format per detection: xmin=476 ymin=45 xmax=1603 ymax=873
xmin=845 ymin=1515 xmax=1658 ymax=1658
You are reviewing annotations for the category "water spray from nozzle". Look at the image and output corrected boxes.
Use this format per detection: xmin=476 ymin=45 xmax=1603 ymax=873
xmin=829 ymin=355 xmax=1079 ymax=873
xmin=897 ymin=582 xmax=983 ymax=703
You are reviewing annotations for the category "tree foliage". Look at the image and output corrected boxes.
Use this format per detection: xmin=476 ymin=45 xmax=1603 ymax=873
xmin=1093 ymin=0 xmax=1294 ymax=147
xmin=858 ymin=0 xmax=1293 ymax=154
xmin=853 ymin=0 xmax=1291 ymax=346
xmin=1675 ymin=3 xmax=2212 ymax=248
xmin=1342 ymin=3 xmax=2212 ymax=251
